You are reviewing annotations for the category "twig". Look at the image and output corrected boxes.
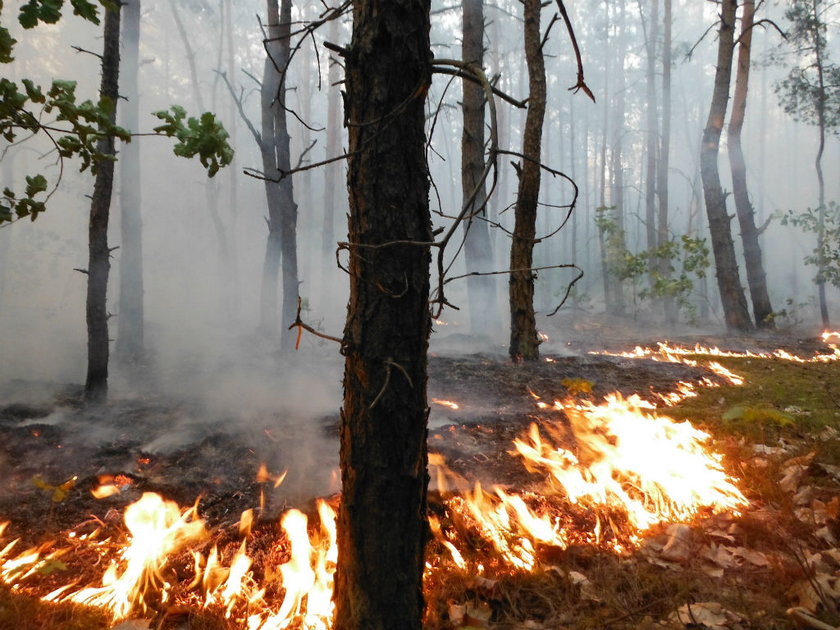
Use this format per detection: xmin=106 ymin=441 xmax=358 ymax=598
xmin=553 ymin=0 xmax=595 ymax=102
xmin=288 ymin=297 xmax=342 ymax=349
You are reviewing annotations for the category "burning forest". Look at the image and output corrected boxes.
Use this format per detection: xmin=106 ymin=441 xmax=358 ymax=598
xmin=0 ymin=329 xmax=838 ymax=629
xmin=4 ymin=0 xmax=840 ymax=628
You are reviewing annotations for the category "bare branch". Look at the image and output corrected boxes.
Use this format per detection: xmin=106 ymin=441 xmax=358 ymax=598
xmin=553 ymin=0 xmax=596 ymax=102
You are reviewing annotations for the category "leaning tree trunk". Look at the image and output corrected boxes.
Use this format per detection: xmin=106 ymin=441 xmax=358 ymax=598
xmin=509 ymin=0 xmax=546 ymax=361
xmin=728 ymin=0 xmax=774 ymax=328
xmin=462 ymin=0 xmax=499 ymax=335
xmin=335 ymin=0 xmax=432 ymax=627
xmin=116 ymin=0 xmax=144 ymax=361
xmin=700 ymin=0 xmax=753 ymax=332
xmin=85 ymin=4 xmax=122 ymax=403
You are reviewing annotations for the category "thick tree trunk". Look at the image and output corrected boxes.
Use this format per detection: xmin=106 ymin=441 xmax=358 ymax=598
xmin=508 ymin=0 xmax=546 ymax=361
xmin=116 ymin=0 xmax=144 ymax=361
xmin=658 ymin=0 xmax=675 ymax=322
xmin=259 ymin=0 xmax=299 ymax=349
xmin=700 ymin=0 xmax=753 ymax=332
xmin=335 ymin=0 xmax=432 ymax=628
xmin=728 ymin=0 xmax=774 ymax=328
xmin=462 ymin=0 xmax=499 ymax=335
xmin=85 ymin=5 xmax=121 ymax=403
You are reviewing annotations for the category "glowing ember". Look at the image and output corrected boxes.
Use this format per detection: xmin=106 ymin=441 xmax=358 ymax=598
xmin=431 ymin=398 xmax=460 ymax=410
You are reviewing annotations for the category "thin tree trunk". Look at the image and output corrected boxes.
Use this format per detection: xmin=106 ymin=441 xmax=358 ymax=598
xmin=644 ymin=0 xmax=659 ymax=269
xmin=85 ymin=4 xmax=121 ymax=403
xmin=116 ymin=0 xmax=143 ymax=361
xmin=700 ymin=0 xmax=753 ymax=332
xmin=658 ymin=0 xmax=675 ymax=322
xmin=259 ymin=0 xmax=299 ymax=350
xmin=608 ymin=0 xmax=627 ymax=316
xmin=335 ymin=0 xmax=432 ymax=626
xmin=728 ymin=0 xmax=774 ymax=328
xmin=320 ymin=16 xmax=342 ymax=312
xmin=813 ymin=0 xmax=830 ymax=327
xmin=275 ymin=0 xmax=299 ymax=351
xmin=462 ymin=0 xmax=498 ymax=335
xmin=509 ymin=0 xmax=546 ymax=361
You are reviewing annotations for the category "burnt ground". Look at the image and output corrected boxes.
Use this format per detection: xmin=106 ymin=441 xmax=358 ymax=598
xmin=0 ymin=345 xmax=715 ymax=541
xmin=0 ymin=321 xmax=838 ymax=629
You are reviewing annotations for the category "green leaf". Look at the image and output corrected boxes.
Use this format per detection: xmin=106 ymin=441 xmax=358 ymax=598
xmin=0 ymin=25 xmax=16 ymax=63
xmin=24 ymin=174 xmax=48 ymax=197
xmin=69 ymin=0 xmax=99 ymax=24
xmin=19 ymin=0 xmax=64 ymax=29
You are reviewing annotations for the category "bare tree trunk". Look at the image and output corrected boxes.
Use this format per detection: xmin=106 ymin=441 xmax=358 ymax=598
xmin=259 ymin=0 xmax=299 ymax=350
xmin=658 ymin=0 xmax=675 ymax=322
xmin=812 ymin=0 xmax=830 ymax=327
xmin=728 ymin=0 xmax=774 ymax=328
xmin=644 ymin=0 xmax=659 ymax=270
xmin=320 ymin=16 xmax=343 ymax=313
xmin=462 ymin=0 xmax=498 ymax=335
xmin=116 ymin=0 xmax=143 ymax=362
xmin=608 ymin=0 xmax=627 ymax=316
xmin=700 ymin=0 xmax=753 ymax=332
xmin=85 ymin=5 xmax=121 ymax=403
xmin=335 ymin=0 xmax=432 ymax=627
xmin=509 ymin=0 xmax=546 ymax=361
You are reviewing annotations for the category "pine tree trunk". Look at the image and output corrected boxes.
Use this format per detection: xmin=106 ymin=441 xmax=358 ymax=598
xmin=644 ymin=0 xmax=659 ymax=271
xmin=700 ymin=0 xmax=753 ymax=332
xmin=728 ymin=0 xmax=774 ymax=328
xmin=462 ymin=0 xmax=498 ymax=335
xmin=85 ymin=4 xmax=121 ymax=403
xmin=335 ymin=0 xmax=432 ymax=627
xmin=116 ymin=0 xmax=144 ymax=361
xmin=509 ymin=0 xmax=545 ymax=361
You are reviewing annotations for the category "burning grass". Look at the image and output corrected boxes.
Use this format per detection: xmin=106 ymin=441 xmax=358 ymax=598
xmin=1 ymin=333 xmax=840 ymax=628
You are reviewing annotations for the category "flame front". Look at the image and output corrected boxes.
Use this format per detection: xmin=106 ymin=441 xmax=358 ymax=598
xmin=513 ymin=394 xmax=747 ymax=530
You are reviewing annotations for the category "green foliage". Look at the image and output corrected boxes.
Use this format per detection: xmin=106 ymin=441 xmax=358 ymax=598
xmin=780 ymin=202 xmax=840 ymax=288
xmin=153 ymin=106 xmax=234 ymax=177
xmin=774 ymin=0 xmax=840 ymax=132
xmin=0 ymin=8 xmax=234 ymax=224
xmin=595 ymin=204 xmax=710 ymax=319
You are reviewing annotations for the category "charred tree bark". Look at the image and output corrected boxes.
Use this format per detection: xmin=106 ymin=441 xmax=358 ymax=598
xmin=728 ymin=0 xmax=774 ymax=328
xmin=259 ymin=0 xmax=299 ymax=350
xmin=462 ymin=0 xmax=499 ymax=335
xmin=85 ymin=5 xmax=121 ymax=403
xmin=509 ymin=0 xmax=546 ymax=361
xmin=335 ymin=0 xmax=432 ymax=628
xmin=116 ymin=0 xmax=144 ymax=362
xmin=700 ymin=0 xmax=753 ymax=332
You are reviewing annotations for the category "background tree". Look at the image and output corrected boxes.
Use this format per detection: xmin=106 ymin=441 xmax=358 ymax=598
xmin=700 ymin=0 xmax=753 ymax=332
xmin=728 ymin=0 xmax=774 ymax=328
xmin=335 ymin=0 xmax=432 ymax=627
xmin=116 ymin=0 xmax=144 ymax=362
xmin=776 ymin=0 xmax=840 ymax=327
xmin=508 ymin=0 xmax=546 ymax=361
xmin=461 ymin=0 xmax=499 ymax=336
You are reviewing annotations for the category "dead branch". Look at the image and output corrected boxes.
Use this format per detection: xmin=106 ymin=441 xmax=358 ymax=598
xmin=288 ymin=297 xmax=342 ymax=350
xmin=553 ymin=0 xmax=595 ymax=102
xmin=431 ymin=66 xmax=527 ymax=108
xmin=540 ymin=13 xmax=561 ymax=51
xmin=217 ymin=70 xmax=263 ymax=148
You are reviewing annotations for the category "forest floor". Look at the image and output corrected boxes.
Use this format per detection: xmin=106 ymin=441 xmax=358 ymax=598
xmin=0 ymin=315 xmax=839 ymax=629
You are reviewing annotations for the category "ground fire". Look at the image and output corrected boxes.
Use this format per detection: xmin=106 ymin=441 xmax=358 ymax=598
xmin=1 ymin=335 xmax=839 ymax=628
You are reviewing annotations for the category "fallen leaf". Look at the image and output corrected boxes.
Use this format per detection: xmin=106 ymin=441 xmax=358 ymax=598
xmin=662 ymin=524 xmax=693 ymax=562
xmin=673 ymin=601 xmax=744 ymax=628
